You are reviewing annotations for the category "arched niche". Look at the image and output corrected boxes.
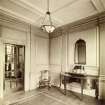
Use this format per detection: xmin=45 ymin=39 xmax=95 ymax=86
xmin=74 ymin=39 xmax=86 ymax=64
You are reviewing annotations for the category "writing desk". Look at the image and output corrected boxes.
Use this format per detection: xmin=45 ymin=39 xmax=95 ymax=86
xmin=60 ymin=72 xmax=99 ymax=99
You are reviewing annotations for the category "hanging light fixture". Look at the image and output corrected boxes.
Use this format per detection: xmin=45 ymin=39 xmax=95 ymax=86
xmin=41 ymin=0 xmax=55 ymax=33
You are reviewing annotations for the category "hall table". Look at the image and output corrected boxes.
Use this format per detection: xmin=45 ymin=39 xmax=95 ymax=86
xmin=60 ymin=72 xmax=99 ymax=99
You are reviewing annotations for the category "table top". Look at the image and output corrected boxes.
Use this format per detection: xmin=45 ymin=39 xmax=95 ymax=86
xmin=60 ymin=72 xmax=99 ymax=79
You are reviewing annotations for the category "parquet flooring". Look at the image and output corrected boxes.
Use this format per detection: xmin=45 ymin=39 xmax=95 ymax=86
xmin=2 ymin=87 xmax=104 ymax=105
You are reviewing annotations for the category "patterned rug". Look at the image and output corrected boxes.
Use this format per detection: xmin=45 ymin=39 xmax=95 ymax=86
xmin=10 ymin=92 xmax=68 ymax=105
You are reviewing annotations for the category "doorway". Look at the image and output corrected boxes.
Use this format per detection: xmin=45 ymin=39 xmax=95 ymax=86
xmin=4 ymin=43 xmax=25 ymax=94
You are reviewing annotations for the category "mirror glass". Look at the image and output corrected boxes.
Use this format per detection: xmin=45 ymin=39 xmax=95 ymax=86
xmin=74 ymin=39 xmax=86 ymax=64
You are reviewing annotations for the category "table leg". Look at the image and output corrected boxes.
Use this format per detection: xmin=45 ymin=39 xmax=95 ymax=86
xmin=10 ymin=79 xmax=12 ymax=88
xmin=64 ymin=76 xmax=67 ymax=95
xmin=59 ymin=73 xmax=62 ymax=88
xmin=16 ymin=79 xmax=18 ymax=87
xmin=95 ymin=80 xmax=98 ymax=99
xmin=81 ymin=79 xmax=84 ymax=99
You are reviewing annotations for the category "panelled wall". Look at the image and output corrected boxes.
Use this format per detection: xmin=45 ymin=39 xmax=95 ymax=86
xmin=68 ymin=27 xmax=99 ymax=74
xmin=50 ymin=27 xmax=99 ymax=96
xmin=99 ymin=23 xmax=105 ymax=100
xmin=50 ymin=36 xmax=62 ymax=86
xmin=49 ymin=13 xmax=105 ymax=99
xmin=0 ymin=12 xmax=105 ymax=100
xmin=0 ymin=14 xmax=49 ymax=98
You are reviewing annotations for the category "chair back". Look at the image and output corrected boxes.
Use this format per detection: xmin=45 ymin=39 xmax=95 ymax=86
xmin=41 ymin=70 xmax=50 ymax=81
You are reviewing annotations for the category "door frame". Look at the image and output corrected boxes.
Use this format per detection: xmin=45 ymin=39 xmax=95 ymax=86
xmin=0 ymin=41 xmax=5 ymax=98
xmin=3 ymin=43 xmax=25 ymax=94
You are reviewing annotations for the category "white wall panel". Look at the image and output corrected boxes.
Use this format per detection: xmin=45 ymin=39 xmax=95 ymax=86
xmin=36 ymin=37 xmax=49 ymax=65
xmin=30 ymin=34 xmax=49 ymax=90
xmin=61 ymin=35 xmax=68 ymax=72
xmin=99 ymin=23 xmax=105 ymax=100
xmin=2 ymin=27 xmax=26 ymax=43
xmin=50 ymin=36 xmax=62 ymax=65
xmin=68 ymin=28 xmax=97 ymax=66
xmin=68 ymin=28 xmax=98 ymax=75
xmin=49 ymin=36 xmax=62 ymax=86
xmin=50 ymin=27 xmax=99 ymax=97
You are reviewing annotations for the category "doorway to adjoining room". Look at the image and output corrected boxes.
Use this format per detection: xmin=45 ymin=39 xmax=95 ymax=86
xmin=4 ymin=43 xmax=25 ymax=95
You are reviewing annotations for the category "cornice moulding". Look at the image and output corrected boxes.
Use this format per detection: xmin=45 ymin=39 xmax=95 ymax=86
xmin=0 ymin=12 xmax=48 ymax=37
xmin=50 ymin=11 xmax=105 ymax=38
xmin=0 ymin=6 xmax=35 ymax=25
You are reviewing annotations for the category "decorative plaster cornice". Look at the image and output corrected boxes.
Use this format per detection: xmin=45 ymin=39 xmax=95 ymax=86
xmin=0 ymin=6 xmax=37 ymax=25
xmin=50 ymin=11 xmax=105 ymax=38
xmin=0 ymin=12 xmax=48 ymax=38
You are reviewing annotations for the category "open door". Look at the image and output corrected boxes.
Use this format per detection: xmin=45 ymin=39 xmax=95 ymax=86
xmin=4 ymin=44 xmax=25 ymax=94
xmin=0 ymin=42 xmax=5 ymax=98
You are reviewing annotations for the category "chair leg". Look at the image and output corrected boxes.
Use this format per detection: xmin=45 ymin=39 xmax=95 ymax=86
xmin=47 ymin=86 xmax=49 ymax=90
xmin=48 ymin=83 xmax=51 ymax=90
xmin=39 ymin=82 xmax=41 ymax=88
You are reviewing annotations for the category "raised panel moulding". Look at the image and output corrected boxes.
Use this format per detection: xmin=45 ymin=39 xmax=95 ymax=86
xmin=99 ymin=75 xmax=105 ymax=82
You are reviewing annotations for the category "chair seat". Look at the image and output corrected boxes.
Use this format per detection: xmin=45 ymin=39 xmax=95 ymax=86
xmin=39 ymin=79 xmax=49 ymax=82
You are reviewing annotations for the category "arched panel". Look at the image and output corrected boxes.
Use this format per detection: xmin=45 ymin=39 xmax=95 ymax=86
xmin=74 ymin=39 xmax=86 ymax=64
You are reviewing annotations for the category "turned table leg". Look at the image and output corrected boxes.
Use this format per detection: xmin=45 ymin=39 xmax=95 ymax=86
xmin=81 ymin=79 xmax=84 ymax=99
xmin=64 ymin=76 xmax=67 ymax=95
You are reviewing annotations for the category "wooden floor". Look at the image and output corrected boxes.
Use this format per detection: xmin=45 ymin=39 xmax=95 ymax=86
xmin=2 ymin=86 xmax=104 ymax=105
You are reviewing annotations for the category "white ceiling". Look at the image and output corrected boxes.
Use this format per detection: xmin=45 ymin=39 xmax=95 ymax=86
xmin=0 ymin=0 xmax=105 ymax=28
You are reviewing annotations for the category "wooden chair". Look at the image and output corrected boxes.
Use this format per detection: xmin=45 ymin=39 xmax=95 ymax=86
xmin=39 ymin=70 xmax=51 ymax=88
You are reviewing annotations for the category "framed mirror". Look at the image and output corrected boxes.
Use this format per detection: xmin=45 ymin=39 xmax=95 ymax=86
xmin=74 ymin=39 xmax=86 ymax=64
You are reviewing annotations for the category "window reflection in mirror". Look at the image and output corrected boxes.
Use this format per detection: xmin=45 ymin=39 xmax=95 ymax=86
xmin=74 ymin=39 xmax=86 ymax=64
